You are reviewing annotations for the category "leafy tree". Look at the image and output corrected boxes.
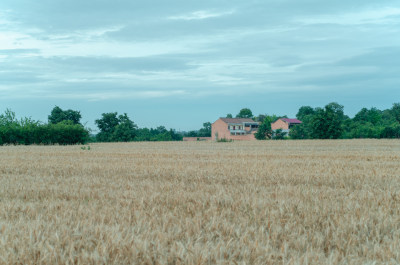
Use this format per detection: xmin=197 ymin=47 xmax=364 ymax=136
xmin=255 ymin=117 xmax=272 ymax=140
xmin=236 ymin=108 xmax=253 ymax=118
xmin=391 ymin=103 xmax=400 ymax=124
xmin=226 ymin=113 xmax=233 ymax=118
xmin=296 ymin=106 xmax=315 ymax=121
xmin=381 ymin=125 xmax=400 ymax=138
xmin=290 ymin=106 xmax=316 ymax=139
xmin=254 ymin=114 xmax=279 ymax=123
xmin=289 ymin=123 xmax=309 ymax=139
xmin=95 ymin=112 xmax=137 ymax=142
xmin=112 ymin=114 xmax=137 ymax=142
xmin=48 ymin=106 xmax=82 ymax=125
xmin=311 ymin=103 xmax=344 ymax=139
xmin=0 ymin=109 xmax=17 ymax=126
xmin=198 ymin=122 xmax=211 ymax=137
xmin=353 ymin=107 xmax=382 ymax=125
xmin=273 ymin=129 xmax=287 ymax=140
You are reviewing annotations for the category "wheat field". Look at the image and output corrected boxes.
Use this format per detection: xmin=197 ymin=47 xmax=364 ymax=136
xmin=0 ymin=140 xmax=400 ymax=264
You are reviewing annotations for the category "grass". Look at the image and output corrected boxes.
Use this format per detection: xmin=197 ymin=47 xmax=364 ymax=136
xmin=1 ymin=140 xmax=400 ymax=264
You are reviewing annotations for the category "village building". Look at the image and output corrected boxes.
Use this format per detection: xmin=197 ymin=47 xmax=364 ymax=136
xmin=271 ymin=118 xmax=302 ymax=134
xmin=211 ymin=118 xmax=259 ymax=141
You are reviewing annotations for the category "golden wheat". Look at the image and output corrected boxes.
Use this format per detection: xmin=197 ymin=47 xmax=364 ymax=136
xmin=1 ymin=140 xmax=400 ymax=264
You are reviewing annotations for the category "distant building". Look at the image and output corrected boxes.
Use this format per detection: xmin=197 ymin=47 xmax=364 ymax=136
xmin=271 ymin=118 xmax=302 ymax=135
xmin=211 ymin=118 xmax=259 ymax=141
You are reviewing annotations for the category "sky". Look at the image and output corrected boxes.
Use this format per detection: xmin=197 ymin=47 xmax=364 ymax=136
xmin=1 ymin=0 xmax=400 ymax=131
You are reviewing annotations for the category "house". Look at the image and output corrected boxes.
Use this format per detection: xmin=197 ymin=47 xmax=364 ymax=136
xmin=211 ymin=118 xmax=260 ymax=141
xmin=271 ymin=118 xmax=302 ymax=134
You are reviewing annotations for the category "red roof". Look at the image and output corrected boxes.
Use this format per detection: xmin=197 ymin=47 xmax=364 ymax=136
xmin=281 ymin=118 xmax=302 ymax=124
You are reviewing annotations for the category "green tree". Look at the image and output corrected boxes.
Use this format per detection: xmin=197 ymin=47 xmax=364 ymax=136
xmin=95 ymin=112 xmax=137 ymax=142
xmin=311 ymin=102 xmax=344 ymax=139
xmin=255 ymin=117 xmax=272 ymax=140
xmin=226 ymin=113 xmax=233 ymax=118
xmin=48 ymin=106 xmax=82 ymax=125
xmin=391 ymin=103 xmax=400 ymax=123
xmin=198 ymin=122 xmax=211 ymax=137
xmin=353 ymin=107 xmax=382 ymax=125
xmin=273 ymin=129 xmax=287 ymax=140
xmin=236 ymin=108 xmax=253 ymax=118
xmin=289 ymin=123 xmax=309 ymax=139
xmin=112 ymin=113 xmax=137 ymax=142
xmin=296 ymin=106 xmax=315 ymax=121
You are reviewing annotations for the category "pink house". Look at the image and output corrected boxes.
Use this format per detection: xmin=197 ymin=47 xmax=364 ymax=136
xmin=211 ymin=118 xmax=260 ymax=141
xmin=271 ymin=118 xmax=302 ymax=134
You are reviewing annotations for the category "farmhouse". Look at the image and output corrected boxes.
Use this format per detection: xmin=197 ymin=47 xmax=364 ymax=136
xmin=212 ymin=118 xmax=259 ymax=141
xmin=271 ymin=118 xmax=302 ymax=134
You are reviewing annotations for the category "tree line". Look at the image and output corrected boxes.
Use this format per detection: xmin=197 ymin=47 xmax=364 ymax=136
xmin=1 ymin=103 xmax=400 ymax=145
xmin=246 ymin=103 xmax=400 ymax=140
xmin=0 ymin=106 xmax=186 ymax=145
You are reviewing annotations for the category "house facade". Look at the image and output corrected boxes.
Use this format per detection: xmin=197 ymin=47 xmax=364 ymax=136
xmin=212 ymin=118 xmax=259 ymax=141
xmin=271 ymin=118 xmax=302 ymax=134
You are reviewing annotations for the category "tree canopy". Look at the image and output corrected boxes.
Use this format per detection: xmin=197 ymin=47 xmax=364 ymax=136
xmin=95 ymin=112 xmax=137 ymax=142
xmin=236 ymin=108 xmax=253 ymax=118
xmin=48 ymin=106 xmax=82 ymax=125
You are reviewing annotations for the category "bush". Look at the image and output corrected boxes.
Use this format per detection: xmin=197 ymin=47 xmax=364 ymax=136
xmin=0 ymin=117 xmax=89 ymax=145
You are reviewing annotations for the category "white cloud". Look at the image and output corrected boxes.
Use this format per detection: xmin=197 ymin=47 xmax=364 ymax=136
xmin=298 ymin=7 xmax=400 ymax=25
xmin=168 ymin=10 xmax=234 ymax=20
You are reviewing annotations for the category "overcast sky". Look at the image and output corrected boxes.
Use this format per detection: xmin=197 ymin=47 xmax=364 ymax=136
xmin=1 ymin=0 xmax=400 ymax=130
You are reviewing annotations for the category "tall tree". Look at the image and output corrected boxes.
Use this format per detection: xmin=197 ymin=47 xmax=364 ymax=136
xmin=198 ymin=122 xmax=211 ymax=137
xmin=48 ymin=106 xmax=82 ymax=125
xmin=296 ymin=106 xmax=315 ymax=121
xmin=255 ymin=117 xmax=272 ymax=140
xmin=353 ymin=107 xmax=382 ymax=125
xmin=311 ymin=102 xmax=344 ymax=139
xmin=391 ymin=103 xmax=400 ymax=123
xmin=95 ymin=112 xmax=137 ymax=142
xmin=236 ymin=108 xmax=253 ymax=118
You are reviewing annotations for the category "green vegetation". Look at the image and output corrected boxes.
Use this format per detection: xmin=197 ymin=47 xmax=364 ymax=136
xmin=184 ymin=122 xmax=211 ymax=138
xmin=135 ymin=126 xmax=182 ymax=141
xmin=255 ymin=117 xmax=272 ymax=140
xmin=95 ymin=112 xmax=137 ymax=142
xmin=236 ymin=108 xmax=253 ymax=118
xmin=0 ymin=109 xmax=88 ymax=145
xmin=2 ymin=102 xmax=400 ymax=145
xmin=290 ymin=102 xmax=400 ymax=139
xmin=48 ymin=106 xmax=82 ymax=125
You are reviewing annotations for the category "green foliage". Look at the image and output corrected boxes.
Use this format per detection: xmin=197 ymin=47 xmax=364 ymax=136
xmin=380 ymin=125 xmax=400 ymax=138
xmin=391 ymin=103 xmax=400 ymax=123
xmin=135 ymin=126 xmax=183 ymax=141
xmin=0 ymin=110 xmax=88 ymax=145
xmin=310 ymin=103 xmax=344 ymax=139
xmin=272 ymin=129 xmax=287 ymax=140
xmin=353 ymin=107 xmax=382 ymax=125
xmin=226 ymin=113 xmax=233 ymax=118
xmin=255 ymin=117 xmax=272 ymax=140
xmin=236 ymin=108 xmax=253 ymax=118
xmin=185 ymin=122 xmax=211 ymax=138
xmin=296 ymin=106 xmax=315 ymax=121
xmin=95 ymin=112 xmax=137 ymax=142
xmin=290 ymin=103 xmax=400 ymax=139
xmin=289 ymin=123 xmax=308 ymax=139
xmin=254 ymin=114 xmax=279 ymax=123
xmin=48 ymin=106 xmax=82 ymax=125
